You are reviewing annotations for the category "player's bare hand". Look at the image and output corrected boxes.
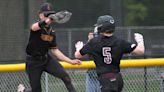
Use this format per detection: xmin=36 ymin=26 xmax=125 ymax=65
xmin=70 ymin=59 xmax=82 ymax=65
xmin=134 ymin=33 xmax=144 ymax=44
xmin=75 ymin=41 xmax=84 ymax=51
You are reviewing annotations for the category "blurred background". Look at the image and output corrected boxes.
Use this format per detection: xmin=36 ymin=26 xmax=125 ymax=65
xmin=0 ymin=0 xmax=164 ymax=62
xmin=0 ymin=0 xmax=163 ymax=92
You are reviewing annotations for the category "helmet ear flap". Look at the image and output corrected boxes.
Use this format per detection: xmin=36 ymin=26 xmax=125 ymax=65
xmin=97 ymin=26 xmax=101 ymax=33
xmin=97 ymin=24 xmax=108 ymax=33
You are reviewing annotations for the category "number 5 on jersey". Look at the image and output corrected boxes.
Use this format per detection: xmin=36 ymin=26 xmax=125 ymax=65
xmin=102 ymin=47 xmax=112 ymax=64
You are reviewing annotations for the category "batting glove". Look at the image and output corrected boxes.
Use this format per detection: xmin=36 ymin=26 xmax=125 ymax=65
xmin=134 ymin=33 xmax=144 ymax=44
xmin=75 ymin=41 xmax=84 ymax=51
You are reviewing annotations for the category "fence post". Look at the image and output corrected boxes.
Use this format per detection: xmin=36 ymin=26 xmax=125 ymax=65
xmin=144 ymin=55 xmax=147 ymax=92
xmin=68 ymin=30 xmax=72 ymax=58
xmin=144 ymin=67 xmax=147 ymax=92
xmin=45 ymin=73 xmax=49 ymax=92
xmin=161 ymin=73 xmax=164 ymax=92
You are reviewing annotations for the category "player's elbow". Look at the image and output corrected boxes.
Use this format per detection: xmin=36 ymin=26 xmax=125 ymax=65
xmin=31 ymin=23 xmax=40 ymax=31
xmin=136 ymin=49 xmax=145 ymax=55
xmin=133 ymin=46 xmax=145 ymax=55
xmin=140 ymin=47 xmax=145 ymax=55
xmin=74 ymin=51 xmax=82 ymax=59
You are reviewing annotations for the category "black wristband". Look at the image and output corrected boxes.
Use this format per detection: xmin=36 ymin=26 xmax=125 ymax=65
xmin=38 ymin=20 xmax=47 ymax=29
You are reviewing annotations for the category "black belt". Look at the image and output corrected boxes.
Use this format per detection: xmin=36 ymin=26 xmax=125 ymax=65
xmin=99 ymin=72 xmax=120 ymax=79
xmin=27 ymin=55 xmax=47 ymax=60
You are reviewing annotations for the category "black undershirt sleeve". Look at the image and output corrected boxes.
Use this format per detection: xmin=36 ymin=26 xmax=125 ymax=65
xmin=121 ymin=40 xmax=137 ymax=54
xmin=80 ymin=42 xmax=92 ymax=56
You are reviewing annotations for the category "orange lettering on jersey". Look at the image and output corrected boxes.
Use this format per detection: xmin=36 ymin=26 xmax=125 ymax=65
xmin=41 ymin=34 xmax=53 ymax=42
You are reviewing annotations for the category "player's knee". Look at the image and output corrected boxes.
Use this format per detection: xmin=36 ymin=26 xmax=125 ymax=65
xmin=31 ymin=88 xmax=41 ymax=92
xmin=31 ymin=85 xmax=41 ymax=92
xmin=61 ymin=75 xmax=72 ymax=83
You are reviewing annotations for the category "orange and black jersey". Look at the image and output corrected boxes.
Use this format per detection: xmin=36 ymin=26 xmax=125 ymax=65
xmin=26 ymin=27 xmax=57 ymax=56
xmin=80 ymin=35 xmax=137 ymax=75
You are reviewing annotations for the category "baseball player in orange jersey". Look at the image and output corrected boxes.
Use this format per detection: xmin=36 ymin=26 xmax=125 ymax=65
xmin=18 ymin=3 xmax=81 ymax=92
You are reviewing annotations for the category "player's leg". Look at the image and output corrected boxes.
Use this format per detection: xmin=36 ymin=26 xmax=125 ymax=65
xmin=98 ymin=73 xmax=122 ymax=92
xmin=117 ymin=73 xmax=123 ymax=92
xmin=45 ymin=55 xmax=76 ymax=92
xmin=99 ymin=76 xmax=112 ymax=92
xmin=26 ymin=57 xmax=44 ymax=92
xmin=26 ymin=66 xmax=43 ymax=92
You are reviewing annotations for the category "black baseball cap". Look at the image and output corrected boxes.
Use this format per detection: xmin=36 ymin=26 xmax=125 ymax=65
xmin=39 ymin=3 xmax=55 ymax=14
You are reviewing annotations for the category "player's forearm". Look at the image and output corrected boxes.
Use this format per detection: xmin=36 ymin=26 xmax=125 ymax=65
xmin=51 ymin=49 xmax=72 ymax=63
xmin=74 ymin=51 xmax=83 ymax=59
xmin=133 ymin=42 xmax=145 ymax=55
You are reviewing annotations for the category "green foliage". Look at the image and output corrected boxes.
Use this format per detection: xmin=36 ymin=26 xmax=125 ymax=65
xmin=123 ymin=0 xmax=147 ymax=26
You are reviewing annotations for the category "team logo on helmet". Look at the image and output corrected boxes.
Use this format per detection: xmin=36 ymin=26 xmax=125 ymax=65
xmin=110 ymin=19 xmax=114 ymax=24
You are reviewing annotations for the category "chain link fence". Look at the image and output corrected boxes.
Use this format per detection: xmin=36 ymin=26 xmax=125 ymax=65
xmin=0 ymin=26 xmax=164 ymax=92
xmin=0 ymin=67 xmax=163 ymax=92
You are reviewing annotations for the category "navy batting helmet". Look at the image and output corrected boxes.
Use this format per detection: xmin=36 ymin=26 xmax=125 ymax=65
xmin=94 ymin=15 xmax=115 ymax=33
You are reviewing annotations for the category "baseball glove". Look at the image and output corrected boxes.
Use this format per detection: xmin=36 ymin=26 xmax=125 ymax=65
xmin=49 ymin=10 xmax=72 ymax=24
